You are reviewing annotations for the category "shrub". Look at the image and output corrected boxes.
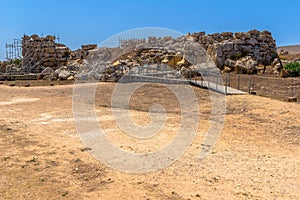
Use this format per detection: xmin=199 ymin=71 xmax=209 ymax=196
xmin=284 ymin=62 xmax=300 ymax=77
xmin=13 ymin=58 xmax=22 ymax=66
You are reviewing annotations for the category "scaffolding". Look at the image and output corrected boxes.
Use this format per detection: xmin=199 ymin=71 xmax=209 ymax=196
xmin=5 ymin=39 xmax=22 ymax=60
xmin=118 ymin=37 xmax=146 ymax=48
xmin=54 ymin=34 xmax=60 ymax=43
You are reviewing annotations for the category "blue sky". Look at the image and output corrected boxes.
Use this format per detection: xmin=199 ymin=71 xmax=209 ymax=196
xmin=1 ymin=0 xmax=300 ymax=60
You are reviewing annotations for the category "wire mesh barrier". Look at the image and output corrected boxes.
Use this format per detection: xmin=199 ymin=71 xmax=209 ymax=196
xmin=117 ymin=65 xmax=246 ymax=95
xmin=223 ymin=72 xmax=299 ymax=102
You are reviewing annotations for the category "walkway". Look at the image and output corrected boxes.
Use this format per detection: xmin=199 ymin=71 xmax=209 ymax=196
xmin=119 ymin=74 xmax=247 ymax=95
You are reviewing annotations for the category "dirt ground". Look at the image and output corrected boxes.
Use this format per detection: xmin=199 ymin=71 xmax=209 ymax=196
xmin=0 ymin=82 xmax=299 ymax=199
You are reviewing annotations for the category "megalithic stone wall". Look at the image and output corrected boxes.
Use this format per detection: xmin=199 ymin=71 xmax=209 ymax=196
xmin=21 ymin=30 xmax=277 ymax=74
xmin=22 ymin=34 xmax=97 ymax=73
xmin=189 ymin=29 xmax=277 ymax=68
xmin=22 ymin=34 xmax=70 ymax=72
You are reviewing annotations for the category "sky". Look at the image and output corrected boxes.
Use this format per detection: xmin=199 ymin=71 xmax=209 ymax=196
xmin=0 ymin=0 xmax=300 ymax=60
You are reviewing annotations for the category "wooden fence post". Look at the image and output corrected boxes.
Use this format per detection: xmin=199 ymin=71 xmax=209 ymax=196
xmin=248 ymin=77 xmax=251 ymax=94
xmin=237 ymin=74 xmax=240 ymax=90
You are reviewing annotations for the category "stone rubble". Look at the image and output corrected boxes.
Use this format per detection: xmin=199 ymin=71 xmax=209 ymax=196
xmin=277 ymin=49 xmax=289 ymax=55
xmin=76 ymin=30 xmax=278 ymax=80
xmin=75 ymin=36 xmax=213 ymax=81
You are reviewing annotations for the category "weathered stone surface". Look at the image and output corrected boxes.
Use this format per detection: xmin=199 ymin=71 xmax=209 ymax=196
xmin=247 ymin=38 xmax=258 ymax=46
xmin=22 ymin=35 xmax=70 ymax=72
xmin=31 ymin=34 xmax=40 ymax=41
xmin=18 ymin=29 xmax=279 ymax=80
xmin=222 ymin=42 xmax=234 ymax=52
xmin=239 ymin=45 xmax=254 ymax=53
xmin=224 ymin=59 xmax=236 ymax=68
xmin=223 ymin=66 xmax=232 ymax=73
xmin=235 ymin=32 xmax=244 ymax=39
xmin=5 ymin=64 xmax=21 ymax=74
xmin=58 ymin=69 xmax=72 ymax=80
xmin=41 ymin=67 xmax=54 ymax=75
xmin=81 ymin=44 xmax=97 ymax=51
xmin=235 ymin=56 xmax=258 ymax=74
xmin=248 ymin=29 xmax=260 ymax=36
xmin=55 ymin=46 xmax=69 ymax=53
xmin=22 ymin=35 xmax=95 ymax=73
xmin=277 ymin=49 xmax=288 ymax=55
xmin=221 ymin=32 xmax=233 ymax=37
xmin=45 ymin=35 xmax=55 ymax=41
xmin=67 ymin=75 xmax=75 ymax=80
xmin=191 ymin=29 xmax=277 ymax=68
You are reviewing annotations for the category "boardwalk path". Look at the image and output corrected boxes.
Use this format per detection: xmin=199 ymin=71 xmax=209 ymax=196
xmin=120 ymin=74 xmax=247 ymax=95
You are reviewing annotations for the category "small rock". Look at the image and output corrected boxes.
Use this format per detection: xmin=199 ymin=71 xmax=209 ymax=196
xmin=288 ymin=97 xmax=297 ymax=102
xmin=41 ymin=67 xmax=54 ymax=75
xmin=58 ymin=70 xmax=72 ymax=80
xmin=3 ymin=156 xmax=10 ymax=161
xmin=80 ymin=147 xmax=92 ymax=152
xmin=223 ymin=66 xmax=232 ymax=73
xmin=67 ymin=75 xmax=74 ymax=81
xmin=62 ymin=191 xmax=68 ymax=196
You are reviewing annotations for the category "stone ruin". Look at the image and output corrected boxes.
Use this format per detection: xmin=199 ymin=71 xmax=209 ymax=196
xmin=80 ymin=30 xmax=278 ymax=79
xmin=0 ymin=29 xmax=281 ymax=81
xmin=116 ymin=30 xmax=277 ymax=72
xmin=22 ymin=34 xmax=97 ymax=73
xmin=189 ymin=30 xmax=277 ymax=68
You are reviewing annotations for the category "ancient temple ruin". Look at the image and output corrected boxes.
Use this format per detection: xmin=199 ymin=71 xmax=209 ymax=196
xmin=21 ymin=34 xmax=97 ymax=73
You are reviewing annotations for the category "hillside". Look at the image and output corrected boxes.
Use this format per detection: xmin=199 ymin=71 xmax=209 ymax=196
xmin=277 ymin=45 xmax=300 ymax=54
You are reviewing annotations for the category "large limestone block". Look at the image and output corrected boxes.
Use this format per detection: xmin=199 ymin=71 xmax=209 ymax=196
xmin=235 ymin=56 xmax=258 ymax=74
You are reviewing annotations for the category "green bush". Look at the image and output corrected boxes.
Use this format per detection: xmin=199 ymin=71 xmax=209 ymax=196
xmin=13 ymin=58 xmax=22 ymax=66
xmin=284 ymin=62 xmax=300 ymax=77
